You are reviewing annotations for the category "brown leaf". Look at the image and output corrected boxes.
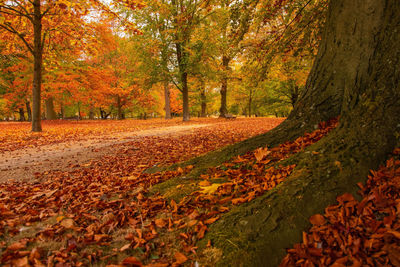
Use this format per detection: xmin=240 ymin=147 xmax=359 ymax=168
xmin=60 ymin=218 xmax=75 ymax=229
xmin=309 ymin=214 xmax=325 ymax=226
xmin=174 ymin=252 xmax=188 ymax=264
xmin=120 ymin=243 xmax=131 ymax=252
xmin=155 ymin=218 xmax=167 ymax=228
xmin=122 ymin=256 xmax=142 ymax=266
xmin=199 ymin=180 xmax=211 ymax=187
xmin=11 ymin=256 xmax=29 ymax=267
xmin=8 ymin=241 xmax=26 ymax=251
xmin=204 ymin=216 xmax=219 ymax=225
xmin=254 ymin=147 xmax=271 ymax=162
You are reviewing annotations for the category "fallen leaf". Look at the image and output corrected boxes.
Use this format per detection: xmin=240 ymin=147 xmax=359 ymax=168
xmin=174 ymin=252 xmax=188 ymax=264
xmin=309 ymin=214 xmax=325 ymax=226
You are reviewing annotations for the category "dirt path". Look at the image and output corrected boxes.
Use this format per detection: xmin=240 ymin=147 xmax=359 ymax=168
xmin=0 ymin=124 xmax=210 ymax=183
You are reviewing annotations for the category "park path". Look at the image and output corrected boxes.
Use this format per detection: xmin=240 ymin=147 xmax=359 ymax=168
xmin=0 ymin=124 xmax=210 ymax=183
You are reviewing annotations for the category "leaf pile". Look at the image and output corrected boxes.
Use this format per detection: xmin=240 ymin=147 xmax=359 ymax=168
xmin=0 ymin=118 xmax=282 ymax=266
xmin=0 ymin=118 xmax=284 ymax=153
xmin=281 ymin=148 xmax=400 ymax=266
xmin=0 ymin=118 xmax=339 ymax=266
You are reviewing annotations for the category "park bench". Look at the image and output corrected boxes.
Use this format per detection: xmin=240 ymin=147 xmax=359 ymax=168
xmin=225 ymin=114 xmax=236 ymax=119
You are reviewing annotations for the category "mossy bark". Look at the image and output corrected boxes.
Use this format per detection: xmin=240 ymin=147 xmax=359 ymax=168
xmin=198 ymin=0 xmax=400 ymax=266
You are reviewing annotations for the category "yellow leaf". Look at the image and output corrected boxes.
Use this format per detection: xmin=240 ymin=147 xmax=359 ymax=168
xmin=200 ymin=183 xmax=220 ymax=194
xmin=254 ymin=147 xmax=271 ymax=162
xmin=56 ymin=215 xmax=65 ymax=222
xmin=60 ymin=218 xmax=75 ymax=229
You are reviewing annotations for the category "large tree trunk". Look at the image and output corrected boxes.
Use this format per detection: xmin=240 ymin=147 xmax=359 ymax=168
xmin=31 ymin=0 xmax=43 ymax=132
xmin=164 ymin=82 xmax=171 ymax=119
xmin=219 ymin=56 xmax=230 ymax=118
xmin=199 ymin=1 xmax=400 ymax=266
xmin=45 ymin=97 xmax=57 ymax=120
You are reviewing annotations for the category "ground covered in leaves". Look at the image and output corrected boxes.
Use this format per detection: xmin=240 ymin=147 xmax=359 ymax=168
xmin=1 ymin=117 xmax=398 ymax=266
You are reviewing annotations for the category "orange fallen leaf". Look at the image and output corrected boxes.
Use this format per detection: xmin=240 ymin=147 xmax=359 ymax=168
xmin=204 ymin=216 xmax=219 ymax=225
xmin=122 ymin=256 xmax=142 ymax=266
xmin=7 ymin=241 xmax=26 ymax=251
xmin=309 ymin=214 xmax=325 ymax=226
xmin=174 ymin=252 xmax=188 ymax=264
xmin=155 ymin=218 xmax=167 ymax=228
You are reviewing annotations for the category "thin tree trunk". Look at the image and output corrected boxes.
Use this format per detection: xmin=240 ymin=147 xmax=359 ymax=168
xmin=18 ymin=108 xmax=25 ymax=121
xmin=219 ymin=56 xmax=230 ymax=118
xmin=176 ymin=41 xmax=190 ymax=121
xmin=77 ymin=103 xmax=81 ymax=120
xmin=26 ymin=101 xmax=32 ymax=122
xmin=164 ymin=82 xmax=171 ymax=119
xmin=182 ymin=72 xmax=189 ymax=121
xmin=116 ymin=95 xmax=123 ymax=120
xmin=200 ymin=91 xmax=207 ymax=118
xmin=45 ymin=97 xmax=57 ymax=119
xmin=248 ymin=93 xmax=252 ymax=117
xmin=31 ymin=0 xmax=43 ymax=132
xmin=88 ymin=107 xmax=94 ymax=120
xmin=60 ymin=102 xmax=65 ymax=119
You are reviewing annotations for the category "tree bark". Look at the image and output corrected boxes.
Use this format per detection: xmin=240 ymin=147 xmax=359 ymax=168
xmin=18 ymin=108 xmax=25 ymax=121
xmin=45 ymin=97 xmax=57 ymax=120
xmin=200 ymin=89 xmax=207 ymax=118
xmin=88 ymin=107 xmax=94 ymax=120
xmin=116 ymin=95 xmax=123 ymax=120
xmin=176 ymin=41 xmax=190 ymax=121
xmin=164 ymin=82 xmax=172 ymax=119
xmin=219 ymin=56 xmax=230 ymax=118
xmin=60 ymin=102 xmax=65 ymax=119
xmin=26 ymin=101 xmax=32 ymax=122
xmin=31 ymin=0 xmax=43 ymax=132
xmin=199 ymin=1 xmax=400 ymax=266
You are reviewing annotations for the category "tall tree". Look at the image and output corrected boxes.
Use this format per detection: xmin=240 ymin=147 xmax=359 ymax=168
xmin=199 ymin=0 xmax=400 ymax=265
xmin=214 ymin=0 xmax=259 ymax=117
xmin=0 ymin=1 xmax=91 ymax=130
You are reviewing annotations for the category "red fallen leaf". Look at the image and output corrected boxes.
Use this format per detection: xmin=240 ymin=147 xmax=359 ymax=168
xmin=386 ymin=230 xmax=400 ymax=239
xmin=197 ymin=225 xmax=207 ymax=239
xmin=187 ymin=220 xmax=198 ymax=227
xmin=33 ymin=258 xmax=46 ymax=267
xmin=170 ymin=199 xmax=178 ymax=213
xmin=174 ymin=252 xmax=188 ymax=264
xmin=29 ymin=247 xmax=41 ymax=261
xmin=199 ymin=180 xmax=211 ymax=186
xmin=231 ymin=197 xmax=247 ymax=205
xmin=180 ymin=233 xmax=189 ymax=239
xmin=254 ymin=147 xmax=270 ymax=162
xmin=8 ymin=241 xmax=26 ymax=251
xmin=204 ymin=216 xmax=219 ymax=225
xmin=125 ymin=232 xmax=135 ymax=240
xmin=155 ymin=218 xmax=167 ymax=228
xmin=188 ymin=210 xmax=200 ymax=219
xmin=122 ymin=256 xmax=142 ymax=266
xmin=11 ymin=256 xmax=29 ymax=267
xmin=144 ymin=263 xmax=169 ymax=267
xmin=337 ymin=193 xmax=355 ymax=203
xmin=94 ymin=234 xmax=109 ymax=242
xmin=309 ymin=214 xmax=325 ymax=226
